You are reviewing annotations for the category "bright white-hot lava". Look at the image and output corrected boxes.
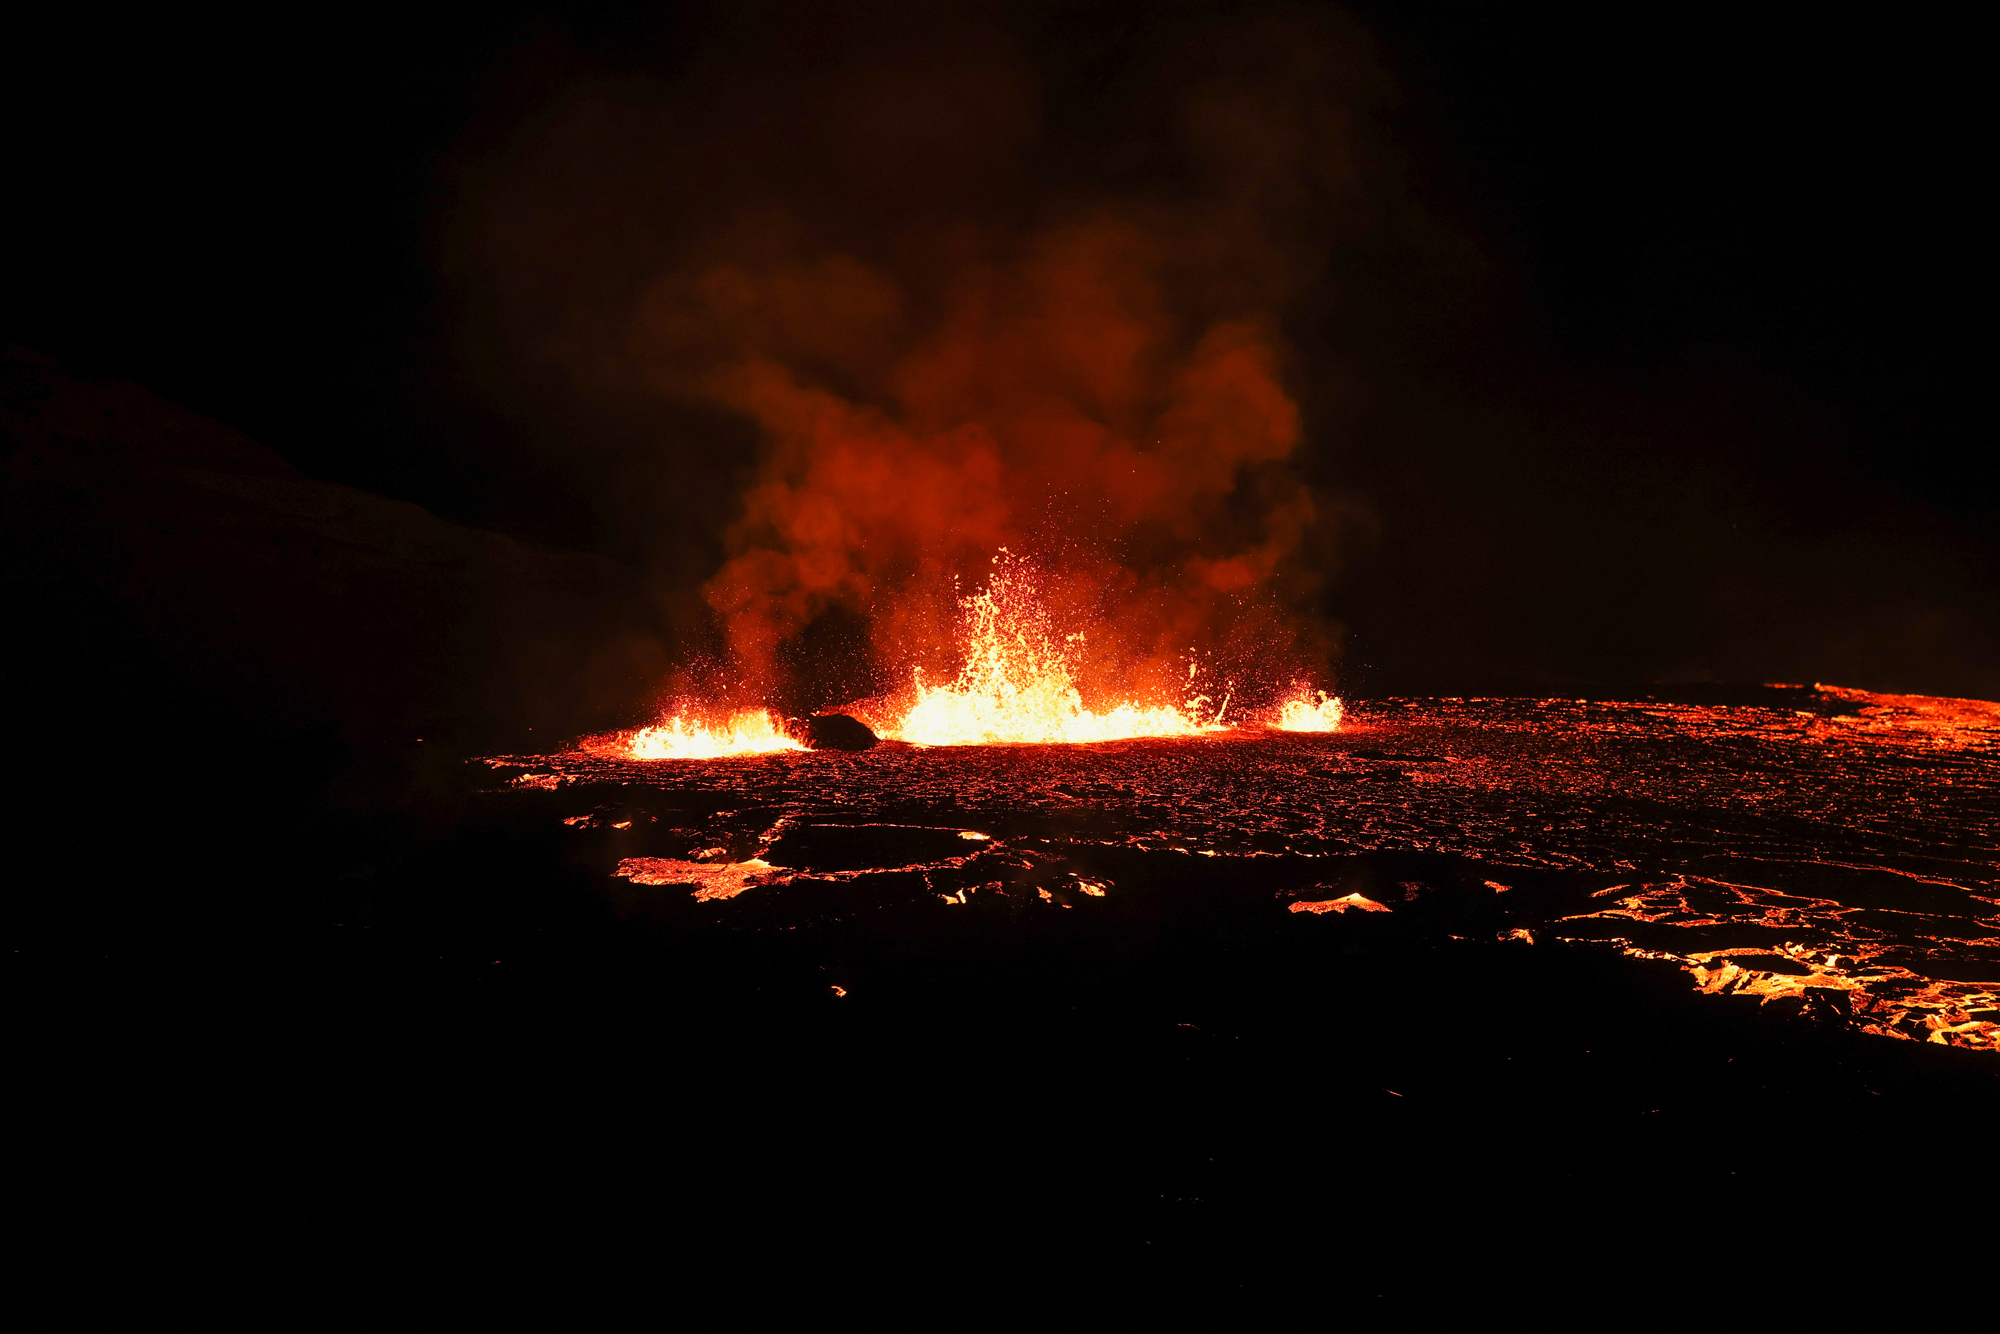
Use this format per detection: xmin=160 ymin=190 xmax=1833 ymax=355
xmin=625 ymin=709 xmax=805 ymax=760
xmin=614 ymin=557 xmax=1344 ymax=757
xmin=1273 ymin=689 xmax=1344 ymax=732
xmin=881 ymin=560 xmax=1225 ymax=747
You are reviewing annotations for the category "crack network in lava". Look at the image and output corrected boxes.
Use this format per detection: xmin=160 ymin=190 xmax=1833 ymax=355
xmin=486 ymin=686 xmax=2000 ymax=1051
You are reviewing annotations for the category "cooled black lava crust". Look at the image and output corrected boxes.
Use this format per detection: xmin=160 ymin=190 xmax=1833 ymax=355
xmin=260 ymin=688 xmax=1996 ymax=1295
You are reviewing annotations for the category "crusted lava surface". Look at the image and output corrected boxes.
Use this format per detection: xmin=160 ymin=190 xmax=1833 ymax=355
xmin=488 ymin=687 xmax=2000 ymax=1052
xmin=206 ymin=683 xmax=1993 ymax=1294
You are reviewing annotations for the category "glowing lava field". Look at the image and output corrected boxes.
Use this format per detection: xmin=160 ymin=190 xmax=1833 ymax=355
xmin=489 ymin=687 xmax=2000 ymax=1052
xmin=310 ymin=679 xmax=1984 ymax=1295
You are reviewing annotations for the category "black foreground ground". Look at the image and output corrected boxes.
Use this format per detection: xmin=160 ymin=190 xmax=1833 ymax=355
xmin=14 ymin=686 xmax=1999 ymax=1310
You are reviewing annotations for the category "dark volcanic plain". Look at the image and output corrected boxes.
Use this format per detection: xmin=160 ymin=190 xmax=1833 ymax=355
xmin=391 ymin=688 xmax=1998 ymax=1287
xmin=9 ymin=347 xmax=1998 ymax=1305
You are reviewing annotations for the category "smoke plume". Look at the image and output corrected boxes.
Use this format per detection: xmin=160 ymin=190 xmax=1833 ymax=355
xmin=451 ymin=3 xmax=1383 ymax=710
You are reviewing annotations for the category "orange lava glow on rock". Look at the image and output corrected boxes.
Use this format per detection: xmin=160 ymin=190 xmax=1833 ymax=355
xmin=613 ymin=856 xmax=780 ymax=901
xmin=1289 ymin=893 xmax=1390 ymax=914
xmin=624 ymin=710 xmax=805 ymax=760
xmin=881 ymin=559 xmax=1228 ymax=747
xmin=1273 ymin=689 xmax=1345 ymax=732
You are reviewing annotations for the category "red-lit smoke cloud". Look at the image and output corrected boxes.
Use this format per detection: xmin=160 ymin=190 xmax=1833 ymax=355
xmin=452 ymin=4 xmax=1381 ymax=706
xmin=637 ymin=216 xmax=1320 ymax=689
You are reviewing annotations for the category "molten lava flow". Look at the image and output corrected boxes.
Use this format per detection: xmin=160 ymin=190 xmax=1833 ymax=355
xmin=624 ymin=709 xmax=805 ymax=760
xmin=613 ymin=856 xmax=780 ymax=900
xmin=883 ymin=560 xmax=1224 ymax=747
xmin=1273 ymin=689 xmax=1344 ymax=732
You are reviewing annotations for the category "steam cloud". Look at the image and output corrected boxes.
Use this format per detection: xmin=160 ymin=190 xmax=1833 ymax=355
xmin=453 ymin=3 xmax=1382 ymax=710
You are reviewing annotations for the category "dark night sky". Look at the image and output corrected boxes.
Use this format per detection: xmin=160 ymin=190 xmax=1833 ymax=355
xmin=6 ymin=2 xmax=1991 ymax=698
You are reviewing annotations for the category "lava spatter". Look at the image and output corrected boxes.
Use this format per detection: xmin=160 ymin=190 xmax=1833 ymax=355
xmin=619 ymin=710 xmax=805 ymax=760
xmin=602 ymin=556 xmax=1282 ymax=758
xmin=1273 ymin=689 xmax=1345 ymax=732
xmin=877 ymin=557 xmax=1230 ymax=747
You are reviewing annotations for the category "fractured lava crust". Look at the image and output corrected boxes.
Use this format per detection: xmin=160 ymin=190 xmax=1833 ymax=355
xmin=488 ymin=687 xmax=2000 ymax=1051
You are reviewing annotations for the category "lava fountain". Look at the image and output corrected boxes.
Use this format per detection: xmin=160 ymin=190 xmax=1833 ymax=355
xmin=609 ymin=555 xmax=1341 ymax=757
xmin=624 ymin=709 xmax=805 ymax=759
xmin=881 ymin=558 xmax=1227 ymax=747
xmin=1274 ymin=690 xmax=1345 ymax=732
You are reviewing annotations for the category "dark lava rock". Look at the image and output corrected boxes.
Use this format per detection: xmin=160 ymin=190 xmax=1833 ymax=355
xmin=804 ymin=713 xmax=878 ymax=750
xmin=1 ymin=345 xmax=670 ymax=757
